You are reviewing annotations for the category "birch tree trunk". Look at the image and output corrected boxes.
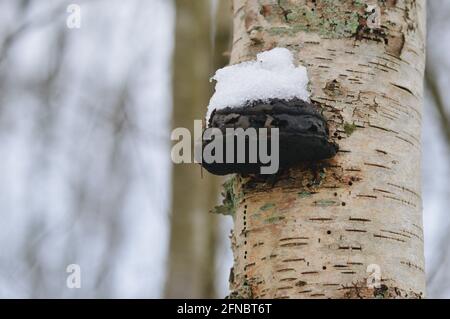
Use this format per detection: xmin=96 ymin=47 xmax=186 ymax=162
xmin=227 ymin=0 xmax=426 ymax=299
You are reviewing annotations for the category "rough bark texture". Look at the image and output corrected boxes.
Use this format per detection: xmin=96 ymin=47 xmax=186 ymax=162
xmin=228 ymin=0 xmax=426 ymax=299
xmin=165 ymin=0 xmax=231 ymax=298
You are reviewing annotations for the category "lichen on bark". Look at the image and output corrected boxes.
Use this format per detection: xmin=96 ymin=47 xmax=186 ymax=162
xmin=212 ymin=176 xmax=242 ymax=217
xmin=266 ymin=0 xmax=364 ymax=38
xmin=238 ymin=0 xmax=413 ymax=61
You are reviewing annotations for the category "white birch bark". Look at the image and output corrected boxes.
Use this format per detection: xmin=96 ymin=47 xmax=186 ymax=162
xmin=228 ymin=0 xmax=426 ymax=299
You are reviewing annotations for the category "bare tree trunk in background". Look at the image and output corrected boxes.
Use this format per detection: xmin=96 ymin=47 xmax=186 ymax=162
xmin=165 ymin=0 xmax=231 ymax=298
xmin=424 ymin=63 xmax=450 ymax=291
xmin=426 ymin=69 xmax=450 ymax=145
xmin=227 ymin=0 xmax=426 ymax=299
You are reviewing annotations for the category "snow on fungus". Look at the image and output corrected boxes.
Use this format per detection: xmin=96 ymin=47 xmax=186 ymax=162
xmin=206 ymin=47 xmax=310 ymax=121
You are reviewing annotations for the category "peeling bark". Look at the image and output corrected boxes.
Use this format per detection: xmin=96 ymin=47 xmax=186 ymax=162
xmin=228 ymin=0 xmax=426 ymax=299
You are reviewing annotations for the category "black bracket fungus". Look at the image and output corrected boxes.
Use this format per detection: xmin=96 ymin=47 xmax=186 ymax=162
xmin=200 ymin=98 xmax=338 ymax=176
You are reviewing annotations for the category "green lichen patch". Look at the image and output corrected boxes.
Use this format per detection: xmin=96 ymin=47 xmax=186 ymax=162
xmin=344 ymin=122 xmax=357 ymax=136
xmin=211 ymin=176 xmax=240 ymax=217
xmin=264 ymin=214 xmax=285 ymax=224
xmin=298 ymin=191 xmax=313 ymax=198
xmin=260 ymin=203 xmax=276 ymax=211
xmin=263 ymin=0 xmax=366 ymax=39
xmin=314 ymin=199 xmax=340 ymax=207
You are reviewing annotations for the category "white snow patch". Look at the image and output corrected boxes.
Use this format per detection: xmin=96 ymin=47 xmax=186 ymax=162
xmin=207 ymin=47 xmax=310 ymax=120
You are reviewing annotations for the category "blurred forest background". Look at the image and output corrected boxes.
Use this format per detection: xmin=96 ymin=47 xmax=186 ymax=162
xmin=0 ymin=0 xmax=448 ymax=298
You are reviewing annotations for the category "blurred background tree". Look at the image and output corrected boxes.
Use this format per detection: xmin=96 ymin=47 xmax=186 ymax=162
xmin=0 ymin=0 xmax=175 ymax=298
xmin=165 ymin=0 xmax=231 ymax=298
xmin=423 ymin=0 xmax=450 ymax=297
